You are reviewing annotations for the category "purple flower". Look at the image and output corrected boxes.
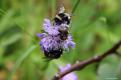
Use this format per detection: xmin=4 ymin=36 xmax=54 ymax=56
xmin=37 ymin=33 xmax=47 ymax=38
xmin=43 ymin=19 xmax=59 ymax=35
xmin=37 ymin=18 xmax=75 ymax=59
xmin=59 ymin=64 xmax=78 ymax=80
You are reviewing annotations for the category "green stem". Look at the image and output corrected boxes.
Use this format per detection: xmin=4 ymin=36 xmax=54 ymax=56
xmin=72 ymin=0 xmax=81 ymax=14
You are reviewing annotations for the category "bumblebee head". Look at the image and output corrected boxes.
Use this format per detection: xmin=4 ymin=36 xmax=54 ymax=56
xmin=58 ymin=6 xmax=65 ymax=13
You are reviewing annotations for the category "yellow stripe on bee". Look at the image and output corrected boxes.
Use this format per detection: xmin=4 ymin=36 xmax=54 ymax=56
xmin=56 ymin=15 xmax=62 ymax=20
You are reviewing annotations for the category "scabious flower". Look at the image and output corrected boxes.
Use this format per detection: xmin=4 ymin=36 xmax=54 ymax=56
xmin=59 ymin=64 xmax=78 ymax=80
xmin=37 ymin=18 xmax=75 ymax=59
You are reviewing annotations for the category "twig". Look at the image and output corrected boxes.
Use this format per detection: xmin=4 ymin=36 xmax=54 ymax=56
xmin=53 ymin=41 xmax=121 ymax=80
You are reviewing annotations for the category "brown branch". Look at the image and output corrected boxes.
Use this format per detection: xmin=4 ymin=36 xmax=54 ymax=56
xmin=53 ymin=41 xmax=121 ymax=80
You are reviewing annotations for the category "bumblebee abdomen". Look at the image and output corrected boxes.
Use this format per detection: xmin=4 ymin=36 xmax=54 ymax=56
xmin=44 ymin=49 xmax=63 ymax=59
xmin=58 ymin=30 xmax=68 ymax=40
xmin=54 ymin=17 xmax=63 ymax=25
xmin=62 ymin=16 xmax=70 ymax=25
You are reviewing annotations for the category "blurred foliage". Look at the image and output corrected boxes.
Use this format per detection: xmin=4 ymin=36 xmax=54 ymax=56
xmin=0 ymin=0 xmax=121 ymax=80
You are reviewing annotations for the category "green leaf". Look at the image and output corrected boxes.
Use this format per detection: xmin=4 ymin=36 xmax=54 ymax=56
xmin=0 ymin=33 xmax=22 ymax=48
xmin=0 ymin=10 xmax=14 ymax=32
xmin=8 ymin=45 xmax=37 ymax=80
xmin=97 ymin=56 xmax=120 ymax=80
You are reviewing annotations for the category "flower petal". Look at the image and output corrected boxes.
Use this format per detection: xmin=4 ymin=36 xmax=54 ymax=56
xmin=43 ymin=19 xmax=51 ymax=32
xmin=63 ymin=40 xmax=75 ymax=49
xmin=37 ymin=33 xmax=47 ymax=38
xmin=43 ymin=19 xmax=59 ymax=35
xmin=59 ymin=64 xmax=78 ymax=80
xmin=59 ymin=64 xmax=71 ymax=72
xmin=68 ymin=41 xmax=75 ymax=48
xmin=62 ymin=73 xmax=78 ymax=80
xmin=44 ymin=19 xmax=51 ymax=27
xmin=68 ymin=35 xmax=73 ymax=41
xmin=48 ymin=27 xmax=59 ymax=35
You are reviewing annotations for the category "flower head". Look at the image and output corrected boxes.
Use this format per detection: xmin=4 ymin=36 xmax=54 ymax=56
xmin=59 ymin=64 xmax=78 ymax=80
xmin=37 ymin=18 xmax=75 ymax=59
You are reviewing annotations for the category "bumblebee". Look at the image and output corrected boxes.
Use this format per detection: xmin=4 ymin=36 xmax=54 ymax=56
xmin=54 ymin=7 xmax=71 ymax=40
xmin=54 ymin=6 xmax=71 ymax=25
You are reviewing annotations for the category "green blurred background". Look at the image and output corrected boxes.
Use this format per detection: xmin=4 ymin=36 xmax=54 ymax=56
xmin=0 ymin=0 xmax=121 ymax=80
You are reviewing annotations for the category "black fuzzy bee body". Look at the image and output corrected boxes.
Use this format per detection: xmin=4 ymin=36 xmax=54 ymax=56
xmin=58 ymin=30 xmax=68 ymax=40
xmin=58 ymin=25 xmax=69 ymax=40
xmin=54 ymin=7 xmax=71 ymax=41
xmin=54 ymin=13 xmax=71 ymax=25
xmin=44 ymin=49 xmax=63 ymax=59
